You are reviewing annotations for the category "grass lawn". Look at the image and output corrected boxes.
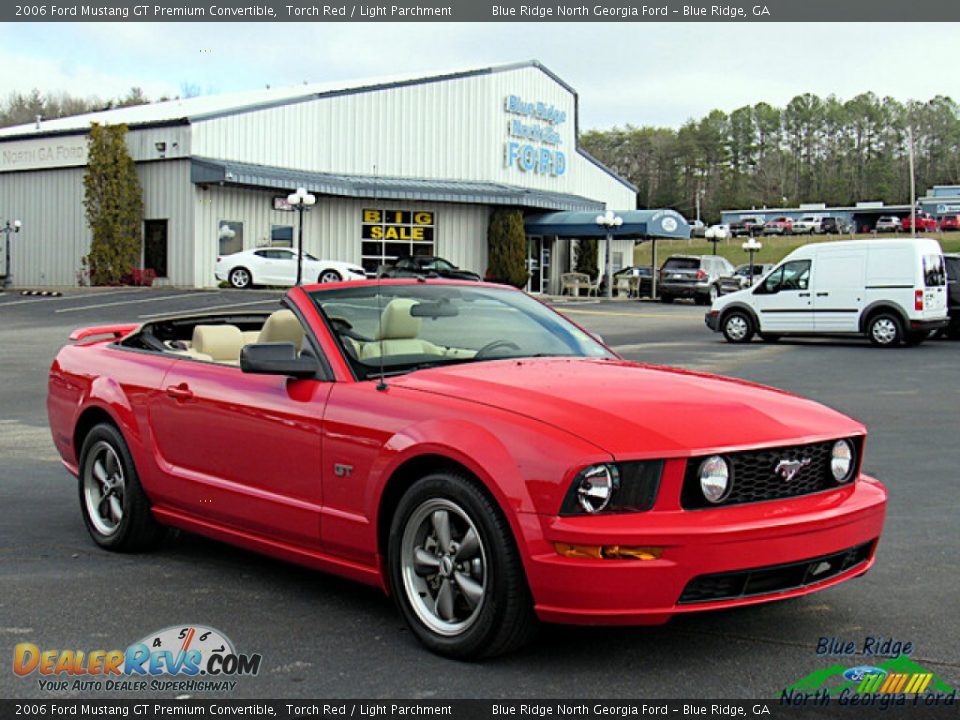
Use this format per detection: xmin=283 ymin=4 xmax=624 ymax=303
xmin=633 ymin=232 xmax=960 ymax=267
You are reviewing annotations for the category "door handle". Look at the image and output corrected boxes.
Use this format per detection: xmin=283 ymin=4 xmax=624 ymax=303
xmin=165 ymin=384 xmax=194 ymax=401
xmin=816 ymin=292 xmax=829 ymax=297
xmin=798 ymin=292 xmax=811 ymax=297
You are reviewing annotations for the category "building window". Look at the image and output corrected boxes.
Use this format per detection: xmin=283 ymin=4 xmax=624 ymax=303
xmin=271 ymin=225 xmax=293 ymax=248
xmin=144 ymin=219 xmax=168 ymax=278
xmin=218 ymin=220 xmax=243 ymax=256
xmin=360 ymin=208 xmax=435 ymax=276
xmin=611 ymin=251 xmax=624 ymax=273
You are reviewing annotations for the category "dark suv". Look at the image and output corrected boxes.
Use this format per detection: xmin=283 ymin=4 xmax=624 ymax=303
xmin=659 ymin=255 xmax=736 ymax=305
xmin=945 ymin=254 xmax=960 ymax=339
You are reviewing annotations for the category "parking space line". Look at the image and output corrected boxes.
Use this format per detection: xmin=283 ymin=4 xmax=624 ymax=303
xmin=138 ymin=297 xmax=283 ymax=318
xmin=0 ymin=289 xmax=148 ymax=308
xmin=55 ymin=292 xmax=213 ymax=313
xmin=560 ymin=308 xmax=703 ymax=320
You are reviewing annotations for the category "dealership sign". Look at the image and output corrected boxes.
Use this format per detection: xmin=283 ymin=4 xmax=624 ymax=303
xmin=503 ymin=95 xmax=567 ymax=177
xmin=0 ymin=136 xmax=88 ymax=172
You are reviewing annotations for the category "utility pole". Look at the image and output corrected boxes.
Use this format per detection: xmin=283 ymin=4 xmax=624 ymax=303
xmin=907 ymin=126 xmax=917 ymax=233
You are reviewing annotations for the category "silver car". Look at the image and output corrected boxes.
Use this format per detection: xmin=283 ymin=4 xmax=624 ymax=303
xmin=659 ymin=255 xmax=736 ymax=305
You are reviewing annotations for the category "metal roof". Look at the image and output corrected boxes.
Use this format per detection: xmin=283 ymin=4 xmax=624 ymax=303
xmin=524 ymin=209 xmax=690 ymax=239
xmin=0 ymin=61 xmax=569 ymax=140
xmin=191 ymin=157 xmax=604 ymax=212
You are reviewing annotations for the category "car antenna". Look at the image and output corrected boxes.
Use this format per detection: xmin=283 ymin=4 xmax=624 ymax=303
xmin=374 ymin=163 xmax=388 ymax=392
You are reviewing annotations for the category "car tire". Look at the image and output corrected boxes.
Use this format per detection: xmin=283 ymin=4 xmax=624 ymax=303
xmin=388 ymin=471 xmax=537 ymax=660
xmin=228 ymin=267 xmax=252 ymax=289
xmin=318 ymin=269 xmax=342 ymax=284
xmin=78 ymin=423 xmax=166 ymax=552
xmin=759 ymin=333 xmax=781 ymax=343
xmin=695 ymin=293 xmax=710 ymax=306
xmin=721 ymin=310 xmax=755 ymax=343
xmin=867 ymin=313 xmax=903 ymax=347
xmin=660 ymin=294 xmax=674 ymax=304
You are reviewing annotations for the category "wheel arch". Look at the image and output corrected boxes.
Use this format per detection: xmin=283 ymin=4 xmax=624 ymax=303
xmin=73 ymin=405 xmax=120 ymax=463
xmin=719 ymin=302 xmax=760 ymax=331
xmin=859 ymin=301 xmax=909 ymax=334
xmin=318 ymin=267 xmax=343 ymax=282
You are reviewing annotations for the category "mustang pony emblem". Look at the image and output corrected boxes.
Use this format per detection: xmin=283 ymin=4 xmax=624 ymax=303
xmin=775 ymin=457 xmax=812 ymax=482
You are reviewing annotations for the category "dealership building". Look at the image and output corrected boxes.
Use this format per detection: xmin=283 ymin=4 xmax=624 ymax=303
xmin=0 ymin=61 xmax=689 ymax=292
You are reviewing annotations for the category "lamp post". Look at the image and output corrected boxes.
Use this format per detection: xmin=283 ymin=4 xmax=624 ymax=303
xmin=742 ymin=238 xmax=763 ymax=285
xmin=2 ymin=219 xmax=22 ymax=290
xmin=286 ymin=187 xmax=316 ymax=286
xmin=595 ymin=210 xmax=623 ymax=299
xmin=705 ymin=225 xmax=720 ymax=256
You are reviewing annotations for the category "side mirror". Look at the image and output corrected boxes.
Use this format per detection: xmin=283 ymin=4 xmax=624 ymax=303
xmin=240 ymin=342 xmax=318 ymax=379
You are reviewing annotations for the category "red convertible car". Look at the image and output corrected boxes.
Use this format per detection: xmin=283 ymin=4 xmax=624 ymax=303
xmin=48 ymin=281 xmax=887 ymax=658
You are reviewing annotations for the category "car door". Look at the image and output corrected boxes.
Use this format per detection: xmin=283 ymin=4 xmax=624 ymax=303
xmin=752 ymin=259 xmax=814 ymax=332
xmin=270 ymin=249 xmax=298 ymax=285
xmin=146 ymin=320 xmax=331 ymax=547
xmin=251 ymin=249 xmax=282 ymax=285
xmin=812 ymin=252 xmax=865 ymax=333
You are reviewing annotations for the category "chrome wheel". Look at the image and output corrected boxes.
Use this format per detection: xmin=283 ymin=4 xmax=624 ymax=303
xmin=229 ymin=268 xmax=251 ymax=289
xmin=82 ymin=441 xmax=125 ymax=537
xmin=725 ymin=315 xmax=748 ymax=341
xmin=400 ymin=498 xmax=487 ymax=637
xmin=319 ymin=270 xmax=341 ymax=283
xmin=871 ymin=317 xmax=898 ymax=345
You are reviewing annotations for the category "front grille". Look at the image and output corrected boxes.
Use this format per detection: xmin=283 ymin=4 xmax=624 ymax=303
xmin=678 ymin=541 xmax=875 ymax=604
xmin=681 ymin=438 xmax=861 ymax=509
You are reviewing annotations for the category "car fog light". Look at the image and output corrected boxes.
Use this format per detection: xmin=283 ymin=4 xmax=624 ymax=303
xmin=576 ymin=464 xmax=619 ymax=513
xmin=699 ymin=455 xmax=731 ymax=504
xmin=831 ymin=440 xmax=854 ymax=482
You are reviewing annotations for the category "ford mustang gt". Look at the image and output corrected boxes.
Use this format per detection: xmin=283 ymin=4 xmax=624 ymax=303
xmin=47 ymin=280 xmax=887 ymax=658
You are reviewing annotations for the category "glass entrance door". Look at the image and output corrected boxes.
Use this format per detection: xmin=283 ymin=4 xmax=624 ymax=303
xmin=526 ymin=236 xmax=552 ymax=294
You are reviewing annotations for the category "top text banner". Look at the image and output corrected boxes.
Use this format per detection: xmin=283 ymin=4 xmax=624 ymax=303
xmin=4 ymin=0 xmax=960 ymax=21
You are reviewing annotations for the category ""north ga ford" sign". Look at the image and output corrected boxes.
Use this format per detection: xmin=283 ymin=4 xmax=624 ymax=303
xmin=503 ymin=95 xmax=567 ymax=177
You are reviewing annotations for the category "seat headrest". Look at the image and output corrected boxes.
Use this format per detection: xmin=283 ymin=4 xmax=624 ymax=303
xmin=258 ymin=309 xmax=305 ymax=351
xmin=192 ymin=325 xmax=243 ymax=362
xmin=378 ymin=298 xmax=421 ymax=340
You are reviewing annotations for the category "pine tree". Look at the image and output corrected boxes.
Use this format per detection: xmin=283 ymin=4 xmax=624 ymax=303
xmin=486 ymin=208 xmax=528 ymax=287
xmin=82 ymin=123 xmax=144 ymax=285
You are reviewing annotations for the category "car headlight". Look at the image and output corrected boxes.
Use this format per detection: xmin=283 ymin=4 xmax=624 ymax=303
xmin=560 ymin=462 xmax=663 ymax=515
xmin=699 ymin=455 xmax=731 ymax=504
xmin=831 ymin=439 xmax=855 ymax=483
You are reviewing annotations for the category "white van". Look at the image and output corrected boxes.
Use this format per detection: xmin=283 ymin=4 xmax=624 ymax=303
xmin=706 ymin=238 xmax=948 ymax=347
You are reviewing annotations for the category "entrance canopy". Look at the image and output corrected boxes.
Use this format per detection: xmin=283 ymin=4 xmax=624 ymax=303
xmin=524 ymin=209 xmax=690 ymax=239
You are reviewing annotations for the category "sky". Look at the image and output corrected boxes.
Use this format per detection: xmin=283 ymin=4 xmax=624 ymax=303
xmin=4 ymin=22 xmax=959 ymax=130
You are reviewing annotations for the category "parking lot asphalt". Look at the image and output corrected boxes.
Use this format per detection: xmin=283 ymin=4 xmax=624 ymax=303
xmin=1 ymin=288 xmax=958 ymax=700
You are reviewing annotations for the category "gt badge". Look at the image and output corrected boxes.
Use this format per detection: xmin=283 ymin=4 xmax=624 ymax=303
xmin=333 ymin=463 xmax=353 ymax=478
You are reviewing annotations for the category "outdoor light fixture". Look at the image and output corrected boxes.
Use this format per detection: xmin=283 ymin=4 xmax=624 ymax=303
xmin=742 ymin=238 xmax=763 ymax=285
xmin=2 ymin=219 xmax=22 ymax=290
xmin=595 ymin=209 xmax=623 ymax=299
xmin=286 ymin=187 xmax=316 ymax=286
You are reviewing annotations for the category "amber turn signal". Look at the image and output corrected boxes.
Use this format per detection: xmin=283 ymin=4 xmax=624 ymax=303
xmin=555 ymin=543 xmax=663 ymax=560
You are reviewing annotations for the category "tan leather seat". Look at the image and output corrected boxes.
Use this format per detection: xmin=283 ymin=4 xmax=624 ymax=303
xmin=192 ymin=324 xmax=244 ymax=364
xmin=360 ymin=298 xmax=443 ymax=360
xmin=241 ymin=331 xmax=260 ymax=346
xmin=258 ymin=309 xmax=305 ymax=352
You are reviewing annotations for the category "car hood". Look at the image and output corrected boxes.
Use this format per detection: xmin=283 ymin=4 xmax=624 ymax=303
xmin=391 ymin=358 xmax=863 ymax=459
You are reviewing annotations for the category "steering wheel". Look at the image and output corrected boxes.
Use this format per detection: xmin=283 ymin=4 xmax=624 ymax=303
xmin=474 ymin=340 xmax=521 ymax=359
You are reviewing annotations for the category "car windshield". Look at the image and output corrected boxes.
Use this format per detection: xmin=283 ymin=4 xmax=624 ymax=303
xmin=309 ymin=284 xmax=614 ymax=379
xmin=663 ymin=258 xmax=700 ymax=270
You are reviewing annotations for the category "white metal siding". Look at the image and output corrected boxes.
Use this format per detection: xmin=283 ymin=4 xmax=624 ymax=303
xmin=194 ymin=186 xmax=489 ymax=288
xmin=0 ymin=159 xmax=193 ymax=287
xmin=191 ymin=66 xmax=635 ymax=211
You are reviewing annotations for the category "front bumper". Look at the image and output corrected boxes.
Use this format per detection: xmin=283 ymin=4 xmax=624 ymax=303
xmin=705 ymin=311 xmax=720 ymax=331
xmin=518 ymin=474 xmax=887 ymax=625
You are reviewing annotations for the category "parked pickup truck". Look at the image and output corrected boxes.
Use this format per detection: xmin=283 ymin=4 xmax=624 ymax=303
xmin=791 ymin=216 xmax=821 ymax=234
xmin=901 ymin=212 xmax=938 ymax=233
xmin=729 ymin=217 xmax=765 ymax=237
xmin=763 ymin=217 xmax=794 ymax=235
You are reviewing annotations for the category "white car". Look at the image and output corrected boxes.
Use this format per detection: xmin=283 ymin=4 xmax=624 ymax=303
xmin=215 ymin=248 xmax=366 ymax=288
xmin=706 ymin=224 xmax=731 ymax=240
